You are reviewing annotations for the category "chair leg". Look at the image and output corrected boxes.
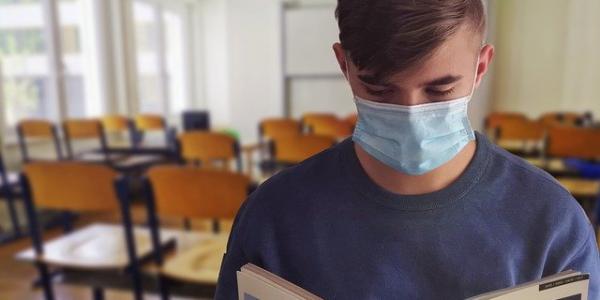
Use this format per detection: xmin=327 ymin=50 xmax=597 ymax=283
xmin=36 ymin=262 xmax=54 ymax=300
xmin=4 ymin=188 xmax=22 ymax=236
xmin=92 ymin=287 xmax=104 ymax=300
xmin=158 ymin=276 xmax=170 ymax=300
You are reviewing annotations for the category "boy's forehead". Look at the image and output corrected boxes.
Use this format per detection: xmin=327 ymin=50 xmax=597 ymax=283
xmin=355 ymin=25 xmax=482 ymax=85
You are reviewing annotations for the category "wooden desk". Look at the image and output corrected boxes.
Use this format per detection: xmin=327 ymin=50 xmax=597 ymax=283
xmin=16 ymin=223 xmax=228 ymax=298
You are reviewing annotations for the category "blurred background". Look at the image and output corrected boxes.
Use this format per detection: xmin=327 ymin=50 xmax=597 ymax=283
xmin=1 ymin=0 xmax=597 ymax=157
xmin=1 ymin=0 xmax=600 ymax=299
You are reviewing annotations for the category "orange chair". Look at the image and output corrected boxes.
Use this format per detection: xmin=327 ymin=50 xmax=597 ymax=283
xmin=311 ymin=118 xmax=353 ymax=140
xmin=273 ymin=134 xmax=337 ymax=165
xmin=17 ymin=119 xmax=63 ymax=162
xmin=484 ymin=112 xmax=528 ymax=137
xmin=301 ymin=113 xmax=338 ymax=133
xmin=496 ymin=119 xmax=545 ymax=155
xmin=345 ymin=113 xmax=358 ymax=129
xmin=62 ymin=119 xmax=109 ymax=161
xmin=544 ymin=126 xmax=600 ymax=199
xmin=134 ymin=114 xmax=174 ymax=148
xmin=546 ymin=126 xmax=600 ymax=160
xmin=20 ymin=162 xmax=120 ymax=299
xmin=178 ymin=131 xmax=242 ymax=172
xmin=118 ymin=165 xmax=252 ymax=298
xmin=259 ymin=118 xmax=302 ymax=142
xmin=539 ymin=112 xmax=584 ymax=128
xmin=102 ymin=115 xmax=136 ymax=147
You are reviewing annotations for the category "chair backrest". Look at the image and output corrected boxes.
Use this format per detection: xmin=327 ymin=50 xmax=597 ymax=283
xmin=496 ymin=119 xmax=545 ymax=141
xmin=301 ymin=113 xmax=338 ymax=133
xmin=102 ymin=115 xmax=131 ymax=134
xmin=18 ymin=119 xmax=56 ymax=138
xmin=484 ymin=112 xmax=528 ymax=131
xmin=259 ymin=118 xmax=301 ymax=141
xmin=546 ymin=126 xmax=600 ymax=160
xmin=274 ymin=135 xmax=336 ymax=164
xmin=63 ymin=119 xmax=106 ymax=158
xmin=23 ymin=162 xmax=119 ymax=212
xmin=147 ymin=166 xmax=250 ymax=219
xmin=17 ymin=119 xmax=63 ymax=162
xmin=539 ymin=112 xmax=583 ymax=127
xmin=63 ymin=119 xmax=104 ymax=140
xmin=345 ymin=113 xmax=358 ymax=128
xmin=178 ymin=131 xmax=240 ymax=169
xmin=135 ymin=114 xmax=165 ymax=132
xmin=310 ymin=118 xmax=353 ymax=139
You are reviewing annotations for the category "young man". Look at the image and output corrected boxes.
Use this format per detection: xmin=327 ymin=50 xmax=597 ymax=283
xmin=216 ymin=0 xmax=600 ymax=299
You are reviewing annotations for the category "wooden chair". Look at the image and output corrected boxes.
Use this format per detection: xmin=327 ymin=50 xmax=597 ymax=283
xmin=301 ymin=113 xmax=339 ymax=134
xmin=0 ymin=153 xmax=21 ymax=242
xmin=178 ymin=131 xmax=242 ymax=172
xmin=345 ymin=113 xmax=358 ymax=129
xmin=63 ymin=119 xmax=110 ymax=162
xmin=19 ymin=162 xmax=120 ymax=300
xmin=310 ymin=117 xmax=353 ymax=140
xmin=492 ymin=118 xmax=545 ymax=155
xmin=102 ymin=115 xmax=136 ymax=148
xmin=17 ymin=119 xmax=63 ymax=163
xmin=546 ymin=126 xmax=600 ymax=161
xmin=539 ymin=112 xmax=584 ymax=128
xmin=545 ymin=126 xmax=600 ymax=199
xmin=134 ymin=114 xmax=175 ymax=149
xmin=258 ymin=118 xmax=302 ymax=143
xmin=117 ymin=166 xmax=251 ymax=299
xmin=484 ymin=112 xmax=528 ymax=139
xmin=273 ymin=134 xmax=336 ymax=165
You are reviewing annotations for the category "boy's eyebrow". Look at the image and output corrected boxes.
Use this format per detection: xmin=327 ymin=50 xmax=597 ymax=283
xmin=358 ymin=74 xmax=464 ymax=87
xmin=358 ymin=74 xmax=390 ymax=87
xmin=420 ymin=75 xmax=463 ymax=87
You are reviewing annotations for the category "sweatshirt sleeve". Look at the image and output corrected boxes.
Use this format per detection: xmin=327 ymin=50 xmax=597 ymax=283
xmin=562 ymin=227 xmax=600 ymax=300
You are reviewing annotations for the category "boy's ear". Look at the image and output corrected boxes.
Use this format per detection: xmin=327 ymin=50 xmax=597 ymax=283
xmin=333 ymin=43 xmax=349 ymax=80
xmin=474 ymin=44 xmax=495 ymax=88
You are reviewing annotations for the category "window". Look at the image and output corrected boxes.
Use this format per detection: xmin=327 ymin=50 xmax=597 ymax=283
xmin=134 ymin=0 xmax=164 ymax=114
xmin=133 ymin=0 xmax=189 ymax=116
xmin=59 ymin=0 xmax=97 ymax=117
xmin=0 ymin=0 xmax=57 ymax=128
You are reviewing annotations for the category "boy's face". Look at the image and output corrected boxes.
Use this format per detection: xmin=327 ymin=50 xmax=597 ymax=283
xmin=334 ymin=25 xmax=495 ymax=106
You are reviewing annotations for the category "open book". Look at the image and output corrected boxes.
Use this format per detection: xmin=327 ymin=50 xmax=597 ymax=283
xmin=468 ymin=270 xmax=590 ymax=300
xmin=237 ymin=264 xmax=323 ymax=300
xmin=237 ymin=264 xmax=589 ymax=300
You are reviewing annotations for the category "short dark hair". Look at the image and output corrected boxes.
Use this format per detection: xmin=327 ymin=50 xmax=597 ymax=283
xmin=336 ymin=0 xmax=486 ymax=81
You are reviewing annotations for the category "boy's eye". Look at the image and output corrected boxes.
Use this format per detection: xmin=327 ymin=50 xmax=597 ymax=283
xmin=365 ymin=87 xmax=393 ymax=96
xmin=426 ymin=87 xmax=455 ymax=97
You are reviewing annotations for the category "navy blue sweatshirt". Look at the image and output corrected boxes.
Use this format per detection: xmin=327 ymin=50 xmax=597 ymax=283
xmin=215 ymin=132 xmax=600 ymax=299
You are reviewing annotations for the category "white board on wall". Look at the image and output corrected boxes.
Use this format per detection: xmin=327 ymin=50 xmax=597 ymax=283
xmin=284 ymin=4 xmax=355 ymax=118
xmin=284 ymin=5 xmax=340 ymax=76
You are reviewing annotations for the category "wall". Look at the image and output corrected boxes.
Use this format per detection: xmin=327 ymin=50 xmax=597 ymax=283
xmin=492 ymin=0 xmax=600 ymax=118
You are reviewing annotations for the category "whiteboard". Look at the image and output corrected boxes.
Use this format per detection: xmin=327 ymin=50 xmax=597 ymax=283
xmin=284 ymin=5 xmax=341 ymax=76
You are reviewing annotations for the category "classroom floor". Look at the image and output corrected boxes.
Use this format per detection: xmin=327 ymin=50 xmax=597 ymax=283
xmin=0 ymin=203 xmax=231 ymax=300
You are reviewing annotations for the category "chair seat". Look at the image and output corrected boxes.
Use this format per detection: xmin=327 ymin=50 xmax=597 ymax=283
xmin=0 ymin=172 xmax=19 ymax=187
xmin=161 ymin=234 xmax=228 ymax=284
xmin=558 ymin=178 xmax=600 ymax=197
xmin=16 ymin=224 xmax=179 ymax=269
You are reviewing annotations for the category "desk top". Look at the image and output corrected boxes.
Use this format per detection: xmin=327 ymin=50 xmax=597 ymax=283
xmin=15 ymin=223 xmax=222 ymax=270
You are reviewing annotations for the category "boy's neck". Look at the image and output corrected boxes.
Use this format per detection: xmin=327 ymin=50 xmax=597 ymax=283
xmin=354 ymin=140 xmax=477 ymax=196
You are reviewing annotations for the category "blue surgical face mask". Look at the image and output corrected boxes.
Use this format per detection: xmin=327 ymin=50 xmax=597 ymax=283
xmin=351 ymin=65 xmax=479 ymax=176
